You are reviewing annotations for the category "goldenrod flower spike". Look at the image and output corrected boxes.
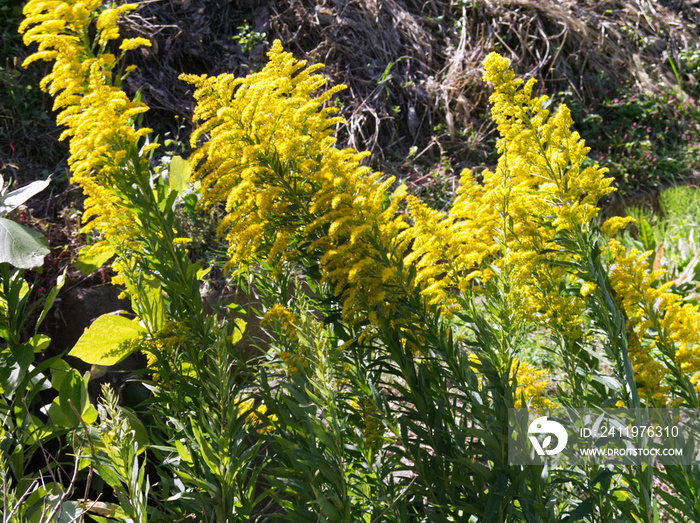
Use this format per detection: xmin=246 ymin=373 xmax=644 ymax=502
xmin=512 ymin=359 xmax=554 ymax=409
xmin=184 ymin=40 xmax=410 ymax=325
xmin=607 ymin=236 xmax=700 ymax=404
xmin=475 ymin=54 xmax=700 ymax=405
xmin=20 ymin=0 xmax=153 ymax=259
xmin=402 ymin=53 xmax=616 ymax=333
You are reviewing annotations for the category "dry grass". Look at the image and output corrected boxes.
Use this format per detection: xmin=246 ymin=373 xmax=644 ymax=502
xmin=7 ymin=0 xmax=700 ymax=191
xmin=113 ymin=0 xmax=700 ymax=176
xmin=264 ymin=0 xmax=700 ymax=164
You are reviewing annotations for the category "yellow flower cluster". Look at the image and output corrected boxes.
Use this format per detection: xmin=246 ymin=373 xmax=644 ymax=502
xmin=625 ymin=330 xmax=668 ymax=405
xmin=399 ymin=175 xmax=500 ymax=312
xmin=184 ymin=41 xmax=410 ymax=325
xmin=182 ymin=39 xmax=343 ymax=262
xmin=512 ymin=360 xmax=554 ymax=409
xmin=349 ymin=397 xmax=383 ymax=452
xmin=403 ymin=53 xmax=614 ymax=334
xmin=483 ymin=51 xmax=614 ymax=234
xmin=607 ymin=238 xmax=700 ymax=404
xmin=261 ymin=304 xmax=300 ymax=340
xmin=142 ymin=320 xmax=194 ymax=378
xmin=580 ymin=282 xmax=597 ymax=297
xmin=20 ymin=0 xmax=154 ymax=257
xmin=261 ymin=304 xmax=309 ymax=374
xmin=469 ymin=354 xmax=553 ymax=407
xmin=601 ymin=216 xmax=636 ymax=237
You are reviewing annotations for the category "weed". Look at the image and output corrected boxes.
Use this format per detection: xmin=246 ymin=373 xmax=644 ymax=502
xmin=559 ymin=87 xmax=700 ymax=194
xmin=403 ymin=154 xmax=457 ymax=211
xmin=624 ymin=185 xmax=700 ymax=278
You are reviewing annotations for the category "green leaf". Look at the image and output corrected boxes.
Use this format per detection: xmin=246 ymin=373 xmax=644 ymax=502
xmin=49 ymin=368 xmax=82 ymax=427
xmin=656 ymin=488 xmax=694 ymax=522
xmin=123 ymin=407 xmax=150 ymax=451
xmin=36 ymin=269 xmax=66 ymax=332
xmin=175 ymin=439 xmax=193 ymax=464
xmin=639 ymin=216 xmax=656 ymax=252
xmin=90 ymin=451 xmax=127 ymax=490
xmin=49 ymin=358 xmax=72 ymax=390
xmin=158 ymin=188 xmax=178 ymax=214
xmin=54 ymin=501 xmax=85 ymax=523
xmin=79 ymin=500 xmax=129 ymax=519
xmin=190 ymin=418 xmax=220 ymax=474
xmin=48 ymin=369 xmax=98 ymax=427
xmin=80 ymin=371 xmax=98 ymax=424
xmin=230 ymin=317 xmax=247 ymax=345
xmin=169 ymin=155 xmax=191 ymax=195
xmin=24 ymin=333 xmax=51 ymax=354
xmin=139 ymin=276 xmax=166 ymax=332
xmin=391 ymin=182 xmax=407 ymax=200
xmin=196 ymin=266 xmax=211 ymax=280
xmin=0 ymin=217 xmax=49 ymax=268
xmin=0 ymin=346 xmax=33 ymax=398
xmin=0 ymin=178 xmax=50 ymax=217
xmin=74 ymin=244 xmax=116 ymax=275
xmin=562 ymin=498 xmax=593 ymax=522
xmin=68 ymin=314 xmax=145 ymax=366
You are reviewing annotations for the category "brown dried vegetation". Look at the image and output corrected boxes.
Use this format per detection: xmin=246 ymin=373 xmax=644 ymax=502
xmin=110 ymin=0 xmax=700 ymax=172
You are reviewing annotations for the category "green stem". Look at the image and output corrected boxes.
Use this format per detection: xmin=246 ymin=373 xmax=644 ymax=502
xmin=129 ymin=155 xmax=205 ymax=338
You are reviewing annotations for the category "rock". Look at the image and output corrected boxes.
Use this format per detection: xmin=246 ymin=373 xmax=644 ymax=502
xmin=51 ymin=285 xmax=132 ymax=353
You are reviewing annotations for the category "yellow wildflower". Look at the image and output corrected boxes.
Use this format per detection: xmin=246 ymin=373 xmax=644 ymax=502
xmin=580 ymin=282 xmax=597 ymax=297
xmin=401 ymin=53 xmax=615 ymax=335
xmin=95 ymin=4 xmax=139 ymax=45
xmin=261 ymin=305 xmax=313 ymax=375
xmin=479 ymin=54 xmax=614 ymax=331
xmin=601 ymin=216 xmax=636 ymax=237
xmin=261 ymin=304 xmax=300 ymax=340
xmin=20 ymin=0 xmax=153 ymax=262
xmin=184 ymin=41 xmax=410 ymax=326
xmin=625 ymin=330 xmax=668 ymax=405
xmin=511 ymin=359 xmax=554 ymax=409
xmin=143 ymin=321 xmax=191 ymax=360
xmin=349 ymin=397 xmax=383 ymax=452
xmin=608 ymin=237 xmax=700 ymax=404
